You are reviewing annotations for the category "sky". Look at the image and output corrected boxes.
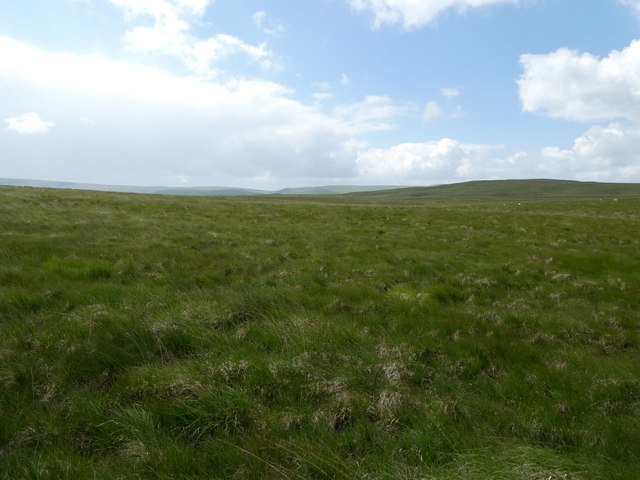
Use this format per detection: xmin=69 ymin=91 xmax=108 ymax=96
xmin=1 ymin=0 xmax=639 ymax=189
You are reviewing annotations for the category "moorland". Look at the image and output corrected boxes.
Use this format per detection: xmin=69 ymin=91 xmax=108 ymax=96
xmin=1 ymin=180 xmax=639 ymax=479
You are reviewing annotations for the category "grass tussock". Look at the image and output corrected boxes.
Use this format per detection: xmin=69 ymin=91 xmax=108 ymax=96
xmin=0 ymin=185 xmax=639 ymax=478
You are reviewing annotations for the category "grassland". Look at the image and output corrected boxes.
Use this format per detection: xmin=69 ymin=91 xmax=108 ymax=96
xmin=347 ymin=179 xmax=640 ymax=201
xmin=1 ymin=183 xmax=639 ymax=479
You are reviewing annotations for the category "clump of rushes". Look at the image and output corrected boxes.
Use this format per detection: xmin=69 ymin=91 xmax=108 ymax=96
xmin=0 ymin=184 xmax=639 ymax=479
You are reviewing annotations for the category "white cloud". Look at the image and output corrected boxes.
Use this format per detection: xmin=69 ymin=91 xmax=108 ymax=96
xmin=442 ymin=87 xmax=460 ymax=99
xmin=525 ymin=123 xmax=640 ymax=181
xmin=355 ymin=123 xmax=640 ymax=184
xmin=253 ymin=10 xmax=266 ymax=25
xmin=356 ymin=139 xmax=505 ymax=183
xmin=0 ymin=37 xmax=408 ymax=187
xmin=519 ymin=40 xmax=640 ymax=122
xmin=348 ymin=0 xmax=520 ymax=29
xmin=179 ymin=34 xmax=273 ymax=76
xmin=333 ymin=95 xmax=408 ymax=134
xmin=517 ymin=39 xmax=640 ymax=183
xmin=619 ymin=0 xmax=640 ymax=15
xmin=341 ymin=74 xmax=351 ymax=86
xmin=4 ymin=112 xmax=54 ymax=135
xmin=109 ymin=0 xmax=211 ymax=21
xmin=253 ymin=10 xmax=285 ymax=36
xmin=109 ymin=0 xmax=276 ymax=76
xmin=423 ymin=101 xmax=443 ymax=122
xmin=0 ymin=36 xmax=286 ymax=110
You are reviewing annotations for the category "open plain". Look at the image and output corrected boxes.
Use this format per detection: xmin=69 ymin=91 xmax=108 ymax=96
xmin=1 ymin=181 xmax=639 ymax=479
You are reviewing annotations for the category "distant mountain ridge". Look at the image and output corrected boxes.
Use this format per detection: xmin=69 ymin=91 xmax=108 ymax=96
xmin=0 ymin=178 xmax=269 ymax=196
xmin=1 ymin=177 xmax=639 ymax=198
xmin=0 ymin=178 xmax=400 ymax=196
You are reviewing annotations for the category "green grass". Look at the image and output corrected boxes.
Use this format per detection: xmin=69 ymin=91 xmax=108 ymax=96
xmin=348 ymin=179 xmax=640 ymax=200
xmin=1 ymin=183 xmax=639 ymax=479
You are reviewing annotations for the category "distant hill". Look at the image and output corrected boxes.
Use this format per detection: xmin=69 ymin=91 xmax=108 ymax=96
xmin=0 ymin=178 xmax=269 ymax=196
xmin=277 ymin=185 xmax=400 ymax=195
xmin=351 ymin=179 xmax=640 ymax=200
xmin=0 ymin=178 xmax=400 ymax=196
xmin=2 ymin=177 xmax=639 ymax=199
xmin=151 ymin=186 xmax=269 ymax=196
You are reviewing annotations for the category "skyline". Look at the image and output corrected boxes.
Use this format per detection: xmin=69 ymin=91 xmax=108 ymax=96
xmin=1 ymin=0 xmax=639 ymax=189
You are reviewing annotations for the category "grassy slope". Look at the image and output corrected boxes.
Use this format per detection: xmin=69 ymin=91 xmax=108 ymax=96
xmin=1 ymin=184 xmax=639 ymax=479
xmin=277 ymin=186 xmax=400 ymax=195
xmin=351 ymin=179 xmax=640 ymax=200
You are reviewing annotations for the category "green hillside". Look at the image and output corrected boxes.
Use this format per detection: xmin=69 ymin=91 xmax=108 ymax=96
xmin=4 ymin=177 xmax=640 ymax=199
xmin=352 ymin=179 xmax=640 ymax=200
xmin=277 ymin=185 xmax=400 ymax=195
xmin=1 ymin=186 xmax=639 ymax=479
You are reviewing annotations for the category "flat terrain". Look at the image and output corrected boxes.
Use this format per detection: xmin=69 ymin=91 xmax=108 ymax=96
xmin=1 ymin=183 xmax=639 ymax=479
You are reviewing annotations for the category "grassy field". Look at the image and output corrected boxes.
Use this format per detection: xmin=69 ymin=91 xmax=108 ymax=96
xmin=1 ymin=183 xmax=639 ymax=479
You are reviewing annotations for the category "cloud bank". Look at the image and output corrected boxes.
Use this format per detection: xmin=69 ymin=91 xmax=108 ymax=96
xmin=0 ymin=36 xmax=405 ymax=187
xmin=519 ymin=40 xmax=640 ymax=122
xmin=354 ymin=124 xmax=640 ymax=184
xmin=348 ymin=0 xmax=520 ymax=29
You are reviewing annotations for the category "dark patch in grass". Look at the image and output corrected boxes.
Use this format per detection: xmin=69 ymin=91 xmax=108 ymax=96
xmin=43 ymin=256 xmax=113 ymax=280
xmin=64 ymin=319 xmax=156 ymax=385
xmin=430 ymin=284 xmax=467 ymax=304
xmin=155 ymin=328 xmax=199 ymax=359
xmin=157 ymin=392 xmax=255 ymax=441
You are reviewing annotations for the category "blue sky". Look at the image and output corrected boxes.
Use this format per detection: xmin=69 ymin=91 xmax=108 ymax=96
xmin=1 ymin=0 xmax=639 ymax=188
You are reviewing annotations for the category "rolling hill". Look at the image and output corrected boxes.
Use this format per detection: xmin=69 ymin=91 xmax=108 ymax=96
xmin=350 ymin=179 xmax=640 ymax=200
xmin=0 ymin=178 xmax=399 ymax=196
xmin=3 ymin=177 xmax=639 ymax=199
